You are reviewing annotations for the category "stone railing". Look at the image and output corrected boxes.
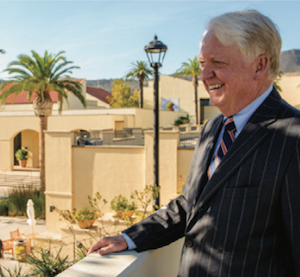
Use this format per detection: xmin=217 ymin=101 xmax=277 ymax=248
xmin=57 ymin=238 xmax=184 ymax=277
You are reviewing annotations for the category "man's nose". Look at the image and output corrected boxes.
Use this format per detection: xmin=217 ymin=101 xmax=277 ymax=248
xmin=200 ymin=65 xmax=215 ymax=80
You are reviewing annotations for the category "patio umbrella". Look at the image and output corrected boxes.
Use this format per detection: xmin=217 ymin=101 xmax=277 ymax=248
xmin=26 ymin=199 xmax=36 ymax=239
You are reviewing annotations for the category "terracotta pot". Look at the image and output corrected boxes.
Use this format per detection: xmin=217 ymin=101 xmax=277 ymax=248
xmin=115 ymin=210 xmax=135 ymax=220
xmin=75 ymin=219 xmax=95 ymax=229
xmin=18 ymin=160 xmax=27 ymax=167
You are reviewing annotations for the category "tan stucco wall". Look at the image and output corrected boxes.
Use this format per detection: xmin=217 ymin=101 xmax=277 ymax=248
xmin=72 ymin=146 xmax=145 ymax=214
xmin=0 ymin=138 xmax=13 ymax=170
xmin=85 ymin=93 xmax=110 ymax=109
xmin=143 ymin=75 xmax=210 ymax=124
xmin=145 ymin=131 xmax=180 ymax=205
xmin=0 ymin=116 xmax=39 ymax=170
xmin=177 ymin=148 xmax=195 ymax=192
xmin=45 ymin=130 xmax=194 ymax=233
xmin=45 ymin=131 xmax=74 ymax=232
xmin=0 ymin=108 xmax=184 ymax=171
xmin=278 ymin=73 xmax=300 ymax=106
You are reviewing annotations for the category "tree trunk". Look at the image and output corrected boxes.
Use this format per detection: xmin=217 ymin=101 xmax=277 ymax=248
xmin=39 ymin=116 xmax=48 ymax=192
xmin=193 ymin=76 xmax=199 ymax=125
xmin=33 ymin=94 xmax=53 ymax=192
xmin=139 ymin=76 xmax=144 ymax=108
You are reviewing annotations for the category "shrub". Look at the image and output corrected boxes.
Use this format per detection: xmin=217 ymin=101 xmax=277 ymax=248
xmin=0 ymin=199 xmax=9 ymax=216
xmin=26 ymin=246 xmax=70 ymax=277
xmin=3 ymin=185 xmax=45 ymax=218
xmin=111 ymin=195 xmax=137 ymax=211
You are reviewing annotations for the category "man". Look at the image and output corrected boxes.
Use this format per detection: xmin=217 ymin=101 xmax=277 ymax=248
xmin=89 ymin=10 xmax=300 ymax=276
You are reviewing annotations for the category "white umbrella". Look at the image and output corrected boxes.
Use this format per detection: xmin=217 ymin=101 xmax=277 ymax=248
xmin=26 ymin=199 xmax=36 ymax=239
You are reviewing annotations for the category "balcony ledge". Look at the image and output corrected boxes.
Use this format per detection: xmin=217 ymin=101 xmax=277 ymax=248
xmin=57 ymin=238 xmax=183 ymax=277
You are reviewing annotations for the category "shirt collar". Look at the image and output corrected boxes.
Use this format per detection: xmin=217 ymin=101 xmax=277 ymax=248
xmin=230 ymin=85 xmax=273 ymax=136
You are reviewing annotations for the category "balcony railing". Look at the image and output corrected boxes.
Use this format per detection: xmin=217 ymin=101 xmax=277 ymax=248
xmin=72 ymin=126 xmax=202 ymax=148
xmin=57 ymin=238 xmax=184 ymax=277
xmin=179 ymin=132 xmax=200 ymax=148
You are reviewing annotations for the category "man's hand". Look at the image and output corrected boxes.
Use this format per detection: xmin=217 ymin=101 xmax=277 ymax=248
xmin=88 ymin=235 xmax=128 ymax=256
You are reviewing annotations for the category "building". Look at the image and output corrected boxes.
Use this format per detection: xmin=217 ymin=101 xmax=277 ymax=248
xmin=0 ymin=78 xmax=186 ymax=171
xmin=143 ymin=75 xmax=219 ymax=124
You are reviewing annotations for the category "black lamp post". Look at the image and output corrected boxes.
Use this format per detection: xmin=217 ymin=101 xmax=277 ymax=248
xmin=144 ymin=35 xmax=167 ymax=210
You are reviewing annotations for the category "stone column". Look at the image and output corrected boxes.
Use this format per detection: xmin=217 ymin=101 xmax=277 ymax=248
xmin=0 ymin=138 xmax=13 ymax=170
xmin=144 ymin=130 xmax=180 ymax=206
xmin=44 ymin=130 xmax=73 ymax=232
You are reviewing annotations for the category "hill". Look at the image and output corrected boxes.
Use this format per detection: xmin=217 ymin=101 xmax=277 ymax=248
xmin=86 ymin=79 xmax=140 ymax=93
xmin=88 ymin=49 xmax=300 ymax=91
xmin=280 ymin=49 xmax=300 ymax=73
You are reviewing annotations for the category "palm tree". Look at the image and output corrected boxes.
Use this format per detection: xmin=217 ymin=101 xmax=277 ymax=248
xmin=0 ymin=49 xmax=4 ymax=54
xmin=0 ymin=50 xmax=86 ymax=192
xmin=125 ymin=61 xmax=152 ymax=108
xmin=174 ymin=57 xmax=201 ymax=124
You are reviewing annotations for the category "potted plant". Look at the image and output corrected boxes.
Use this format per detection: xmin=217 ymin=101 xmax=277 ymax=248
xmin=174 ymin=113 xmax=190 ymax=126
xmin=111 ymin=195 xmax=137 ymax=220
xmin=181 ymin=113 xmax=190 ymax=124
xmin=15 ymin=148 xmax=28 ymax=167
xmin=73 ymin=207 xmax=99 ymax=229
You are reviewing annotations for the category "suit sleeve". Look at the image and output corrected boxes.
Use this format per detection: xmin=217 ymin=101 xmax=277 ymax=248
xmin=281 ymin=140 xmax=300 ymax=275
xmin=123 ymin=124 xmax=208 ymax=252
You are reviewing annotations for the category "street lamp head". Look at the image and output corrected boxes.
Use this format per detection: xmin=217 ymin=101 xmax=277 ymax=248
xmin=144 ymin=35 xmax=167 ymax=68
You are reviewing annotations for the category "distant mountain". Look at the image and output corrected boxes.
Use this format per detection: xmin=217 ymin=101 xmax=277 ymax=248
xmin=86 ymin=79 xmax=140 ymax=93
xmin=87 ymin=50 xmax=300 ymax=91
xmin=280 ymin=49 xmax=300 ymax=73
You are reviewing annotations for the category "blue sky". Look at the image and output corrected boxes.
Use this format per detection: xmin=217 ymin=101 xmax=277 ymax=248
xmin=0 ymin=1 xmax=299 ymax=80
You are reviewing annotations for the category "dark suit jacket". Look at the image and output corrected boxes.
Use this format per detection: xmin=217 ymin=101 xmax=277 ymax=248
xmin=124 ymin=88 xmax=300 ymax=277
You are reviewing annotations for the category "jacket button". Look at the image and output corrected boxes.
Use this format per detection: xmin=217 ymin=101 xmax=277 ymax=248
xmin=185 ymin=240 xmax=193 ymax=248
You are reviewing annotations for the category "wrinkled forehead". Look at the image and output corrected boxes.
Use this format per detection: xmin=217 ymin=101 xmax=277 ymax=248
xmin=199 ymin=30 xmax=209 ymax=50
xmin=199 ymin=30 xmax=247 ymax=62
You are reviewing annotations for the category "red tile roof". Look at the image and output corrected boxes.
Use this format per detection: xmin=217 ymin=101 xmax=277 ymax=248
xmin=2 ymin=79 xmax=84 ymax=104
xmin=86 ymin=86 xmax=110 ymax=104
xmin=2 ymin=82 xmax=59 ymax=104
xmin=1 ymin=80 xmax=111 ymax=106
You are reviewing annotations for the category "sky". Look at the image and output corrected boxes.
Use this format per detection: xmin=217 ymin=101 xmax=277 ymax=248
xmin=0 ymin=0 xmax=299 ymax=80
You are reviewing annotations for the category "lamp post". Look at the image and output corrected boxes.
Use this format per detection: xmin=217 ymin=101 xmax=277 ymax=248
xmin=144 ymin=35 xmax=167 ymax=210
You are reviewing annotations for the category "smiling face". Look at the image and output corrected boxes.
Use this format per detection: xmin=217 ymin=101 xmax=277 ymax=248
xmin=199 ymin=31 xmax=268 ymax=117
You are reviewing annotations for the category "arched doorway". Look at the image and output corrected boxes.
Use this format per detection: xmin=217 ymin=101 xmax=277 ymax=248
xmin=13 ymin=130 xmax=39 ymax=169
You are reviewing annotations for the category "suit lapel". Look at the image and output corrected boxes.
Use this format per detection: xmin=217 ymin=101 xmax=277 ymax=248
xmin=188 ymin=88 xmax=282 ymax=226
xmin=186 ymin=115 xmax=223 ymax=214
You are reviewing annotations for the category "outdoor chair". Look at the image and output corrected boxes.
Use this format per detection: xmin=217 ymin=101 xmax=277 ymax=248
xmin=2 ymin=239 xmax=13 ymax=255
xmin=2 ymin=229 xmax=23 ymax=256
xmin=10 ymin=228 xmax=21 ymax=240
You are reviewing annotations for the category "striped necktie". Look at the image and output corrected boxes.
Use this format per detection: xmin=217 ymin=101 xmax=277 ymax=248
xmin=208 ymin=116 xmax=236 ymax=179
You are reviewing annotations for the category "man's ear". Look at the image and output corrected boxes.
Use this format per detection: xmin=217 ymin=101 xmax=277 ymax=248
xmin=254 ymin=54 xmax=269 ymax=80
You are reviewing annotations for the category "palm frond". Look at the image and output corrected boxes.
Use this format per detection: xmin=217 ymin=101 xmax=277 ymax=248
xmin=52 ymin=65 xmax=79 ymax=81
xmin=0 ymin=50 xmax=84 ymax=114
xmin=125 ymin=60 xmax=152 ymax=81
xmin=174 ymin=57 xmax=201 ymax=78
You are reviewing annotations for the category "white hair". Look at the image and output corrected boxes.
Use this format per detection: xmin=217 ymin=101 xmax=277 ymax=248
xmin=201 ymin=10 xmax=281 ymax=80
